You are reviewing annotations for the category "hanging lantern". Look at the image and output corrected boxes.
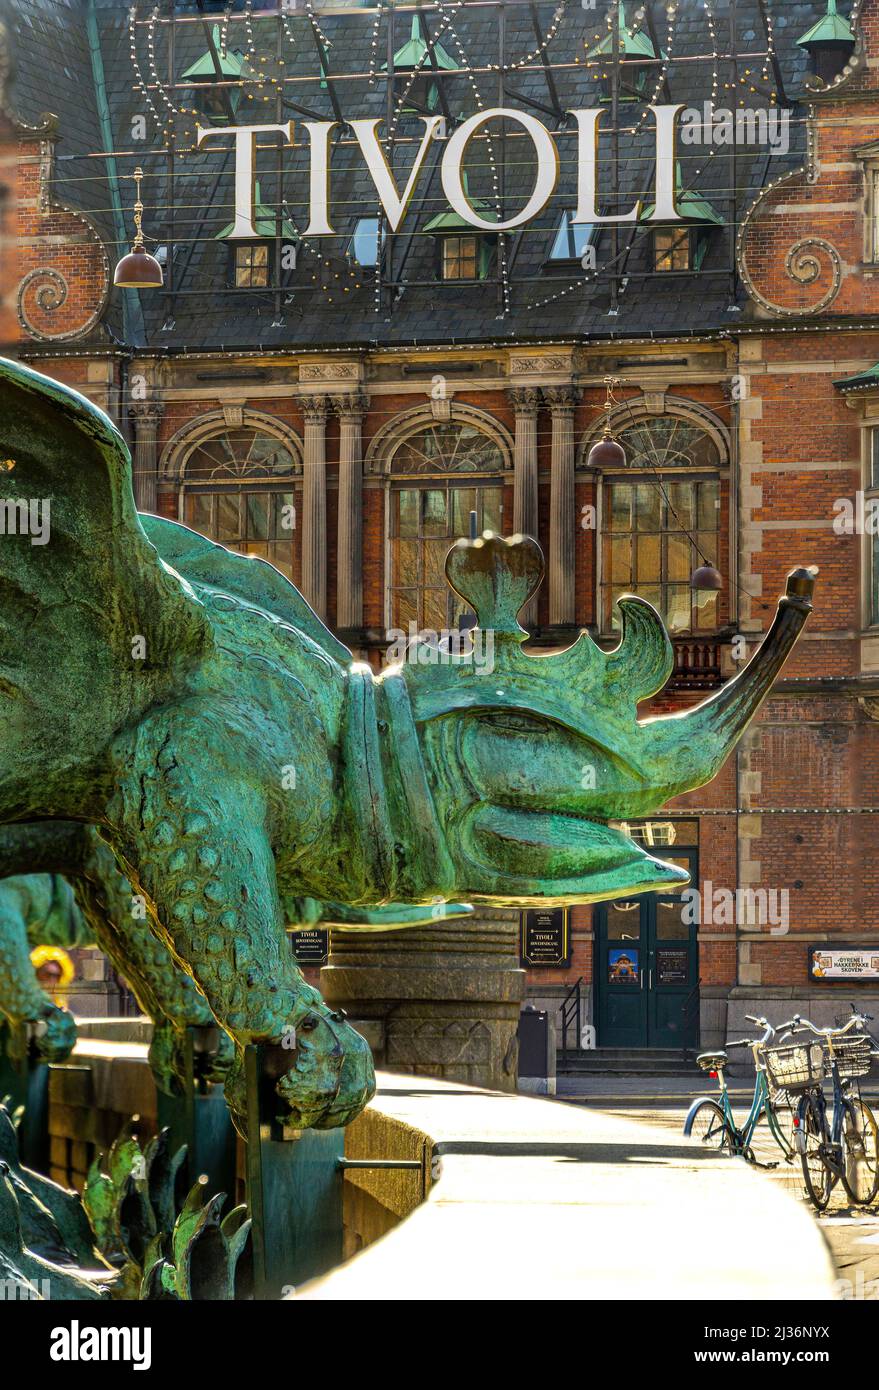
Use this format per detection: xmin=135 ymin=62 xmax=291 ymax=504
xmin=690 ymin=563 xmax=723 ymax=592
xmin=114 ymin=167 xmax=164 ymax=290
xmin=587 ymin=375 xmax=626 ymax=468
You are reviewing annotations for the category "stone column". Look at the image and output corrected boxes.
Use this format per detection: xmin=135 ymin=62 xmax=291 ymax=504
xmin=298 ymin=395 xmax=329 ymax=618
xmin=545 ymin=386 xmax=578 ymax=627
xmin=509 ymin=387 xmax=541 ymax=627
xmin=129 ymin=402 xmax=164 ymax=514
xmin=321 ymin=908 xmax=525 ymax=1091
xmin=509 ymin=387 xmax=540 ymax=538
xmin=334 ymin=392 xmax=367 ymax=631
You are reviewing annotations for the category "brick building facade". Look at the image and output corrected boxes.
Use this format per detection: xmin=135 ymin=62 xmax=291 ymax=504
xmin=3 ymin=0 xmax=879 ymax=1064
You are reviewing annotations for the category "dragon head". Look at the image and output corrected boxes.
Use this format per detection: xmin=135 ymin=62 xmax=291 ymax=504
xmin=359 ymin=533 xmax=816 ymax=908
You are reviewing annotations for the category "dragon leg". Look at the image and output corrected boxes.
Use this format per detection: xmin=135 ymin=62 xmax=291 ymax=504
xmin=107 ymin=751 xmax=374 ymax=1136
xmin=0 ymin=880 xmax=77 ymax=1061
xmin=73 ymin=834 xmax=234 ymax=1097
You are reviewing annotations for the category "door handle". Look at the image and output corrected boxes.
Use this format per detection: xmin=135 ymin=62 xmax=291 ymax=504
xmin=649 ymin=969 xmax=653 ymax=990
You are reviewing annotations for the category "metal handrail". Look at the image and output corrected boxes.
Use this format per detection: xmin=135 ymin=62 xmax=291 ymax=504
xmin=559 ymin=976 xmax=585 ymax=1059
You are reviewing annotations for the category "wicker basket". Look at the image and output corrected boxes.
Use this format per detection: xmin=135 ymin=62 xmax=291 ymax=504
xmin=827 ymin=1035 xmax=873 ymax=1081
xmin=761 ymin=1041 xmax=825 ymax=1093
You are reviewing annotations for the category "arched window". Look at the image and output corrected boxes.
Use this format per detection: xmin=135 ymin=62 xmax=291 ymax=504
xmin=178 ymin=420 xmax=300 ymax=581
xmin=387 ymin=420 xmax=507 ymax=631
xmin=596 ymin=411 xmax=725 ymax=635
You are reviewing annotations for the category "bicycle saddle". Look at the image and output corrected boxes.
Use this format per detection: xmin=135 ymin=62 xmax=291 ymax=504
xmin=696 ymin=1051 xmax=728 ymax=1071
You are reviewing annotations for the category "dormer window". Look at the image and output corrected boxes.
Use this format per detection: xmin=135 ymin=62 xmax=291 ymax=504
xmin=181 ymin=24 xmax=245 ymax=127
xmin=797 ymin=0 xmax=855 ymax=85
xmin=584 ymin=2 xmax=666 ymax=103
xmin=424 ymin=172 xmax=496 ymax=283
xmin=548 ymin=212 xmax=599 ymax=268
xmin=642 ymin=166 xmax=723 ymax=274
xmin=349 ymin=217 xmax=384 ymax=268
xmin=215 ymin=182 xmax=298 ymax=290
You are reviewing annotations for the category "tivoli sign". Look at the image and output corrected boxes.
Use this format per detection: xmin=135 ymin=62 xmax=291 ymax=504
xmin=196 ymin=104 xmax=689 ymax=238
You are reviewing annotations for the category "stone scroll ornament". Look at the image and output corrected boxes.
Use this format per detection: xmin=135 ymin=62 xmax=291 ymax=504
xmin=0 ymin=358 xmax=816 ymax=1136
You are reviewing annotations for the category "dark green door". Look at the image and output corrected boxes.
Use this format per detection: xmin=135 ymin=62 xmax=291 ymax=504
xmin=595 ymin=850 xmax=699 ymax=1048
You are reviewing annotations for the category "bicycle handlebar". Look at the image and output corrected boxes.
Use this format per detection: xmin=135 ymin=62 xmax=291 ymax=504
xmin=787 ymin=1012 xmax=868 ymax=1039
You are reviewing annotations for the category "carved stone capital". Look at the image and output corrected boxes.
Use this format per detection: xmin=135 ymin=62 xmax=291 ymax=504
xmin=298 ymin=394 xmax=330 ymax=425
xmin=129 ymin=401 xmax=164 ymax=428
xmin=507 ymin=386 xmax=541 ymax=417
xmin=542 ymin=385 xmax=579 ymax=415
xmin=332 ymin=391 xmax=368 ymax=421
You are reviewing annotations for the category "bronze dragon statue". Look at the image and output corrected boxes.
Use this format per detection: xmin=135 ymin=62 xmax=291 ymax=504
xmin=0 ymin=357 xmax=816 ymax=1133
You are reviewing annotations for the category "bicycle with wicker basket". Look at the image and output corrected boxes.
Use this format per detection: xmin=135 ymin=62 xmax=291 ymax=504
xmin=683 ymin=1015 xmax=799 ymax=1167
xmin=768 ymin=1009 xmax=879 ymax=1211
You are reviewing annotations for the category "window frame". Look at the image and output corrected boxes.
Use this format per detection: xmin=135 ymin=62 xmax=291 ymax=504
xmin=599 ymin=471 xmax=722 ymax=637
xmin=232 ymin=242 xmax=270 ymax=289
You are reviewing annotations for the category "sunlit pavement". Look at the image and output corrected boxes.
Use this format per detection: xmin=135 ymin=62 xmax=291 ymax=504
xmin=558 ymin=1079 xmax=879 ymax=1299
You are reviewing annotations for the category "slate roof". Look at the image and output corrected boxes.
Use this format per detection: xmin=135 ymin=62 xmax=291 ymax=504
xmin=3 ymin=0 xmax=849 ymax=352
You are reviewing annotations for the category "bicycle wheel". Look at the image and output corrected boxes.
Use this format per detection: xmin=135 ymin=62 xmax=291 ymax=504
xmin=687 ymin=1099 xmax=735 ymax=1153
xmin=799 ymin=1095 xmax=833 ymax=1211
xmin=840 ymin=1097 xmax=879 ymax=1206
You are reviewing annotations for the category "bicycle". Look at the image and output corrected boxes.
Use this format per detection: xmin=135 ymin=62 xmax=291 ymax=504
xmin=765 ymin=1011 xmax=879 ymax=1211
xmin=683 ymin=1014 xmax=798 ymax=1166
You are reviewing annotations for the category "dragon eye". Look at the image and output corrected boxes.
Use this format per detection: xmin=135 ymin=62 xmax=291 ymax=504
xmin=299 ymin=1013 xmax=320 ymax=1033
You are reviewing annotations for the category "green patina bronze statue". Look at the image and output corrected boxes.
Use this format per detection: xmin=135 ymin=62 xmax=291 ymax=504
xmin=0 ymin=357 xmax=816 ymax=1134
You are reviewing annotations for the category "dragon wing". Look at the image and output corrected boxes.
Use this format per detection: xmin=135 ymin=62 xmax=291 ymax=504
xmin=140 ymin=515 xmax=353 ymax=666
xmin=0 ymin=358 xmax=211 ymax=817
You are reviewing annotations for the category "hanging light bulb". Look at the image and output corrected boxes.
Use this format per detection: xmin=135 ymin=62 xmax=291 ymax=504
xmin=587 ymin=376 xmax=627 ymax=468
xmin=114 ymin=167 xmax=164 ymax=290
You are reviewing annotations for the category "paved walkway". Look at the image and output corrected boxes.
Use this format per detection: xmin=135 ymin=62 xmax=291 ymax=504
xmin=558 ymin=1078 xmax=879 ymax=1298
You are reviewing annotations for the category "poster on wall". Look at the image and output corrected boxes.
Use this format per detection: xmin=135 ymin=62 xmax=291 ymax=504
xmin=520 ymin=909 xmax=570 ymax=967
xmin=809 ymin=947 xmax=879 ymax=983
xmin=608 ymin=949 xmax=640 ymax=985
xmin=657 ymin=948 xmax=689 ymax=985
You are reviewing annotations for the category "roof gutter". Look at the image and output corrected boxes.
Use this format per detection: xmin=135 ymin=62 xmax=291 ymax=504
xmin=85 ymin=0 xmax=144 ymax=347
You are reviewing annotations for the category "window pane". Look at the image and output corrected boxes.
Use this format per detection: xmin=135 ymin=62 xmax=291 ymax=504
xmin=421 ymin=490 xmax=447 ymax=536
xmin=635 ymin=485 xmax=661 ymax=532
xmin=481 ymin=488 xmax=503 ymax=532
xmin=185 ymin=493 xmax=212 ymax=533
xmin=667 ymin=480 xmax=696 ymax=531
xmin=606 ymin=902 xmax=641 ymax=941
xmin=666 ymin=585 xmax=691 ymax=634
xmin=423 ymin=587 xmax=448 ymax=631
xmin=271 ymin=493 xmax=296 ymax=540
xmin=667 ymin=533 xmax=691 ymax=582
xmin=394 ymin=539 xmax=418 ymax=587
xmin=636 ymin=533 xmax=661 ymax=583
xmin=246 ymin=494 xmax=270 ymax=542
xmin=698 ymin=481 xmax=721 ymax=529
xmin=452 ymin=488 xmax=477 ymax=536
xmin=423 ymin=539 xmax=449 ymax=589
xmin=608 ymin=536 xmax=632 ymax=584
xmin=656 ymin=900 xmax=688 ymax=940
xmin=217 ymin=494 xmax=240 ymax=542
xmin=609 ymin=485 xmax=632 ymax=530
xmin=397 ymin=490 xmax=419 ymax=537
xmin=395 ymin=590 xmax=418 ymax=629
xmin=694 ymin=590 xmax=718 ymax=632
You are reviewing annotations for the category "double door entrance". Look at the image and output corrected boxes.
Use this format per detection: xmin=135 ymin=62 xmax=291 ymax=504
xmin=594 ymin=849 xmax=699 ymax=1049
